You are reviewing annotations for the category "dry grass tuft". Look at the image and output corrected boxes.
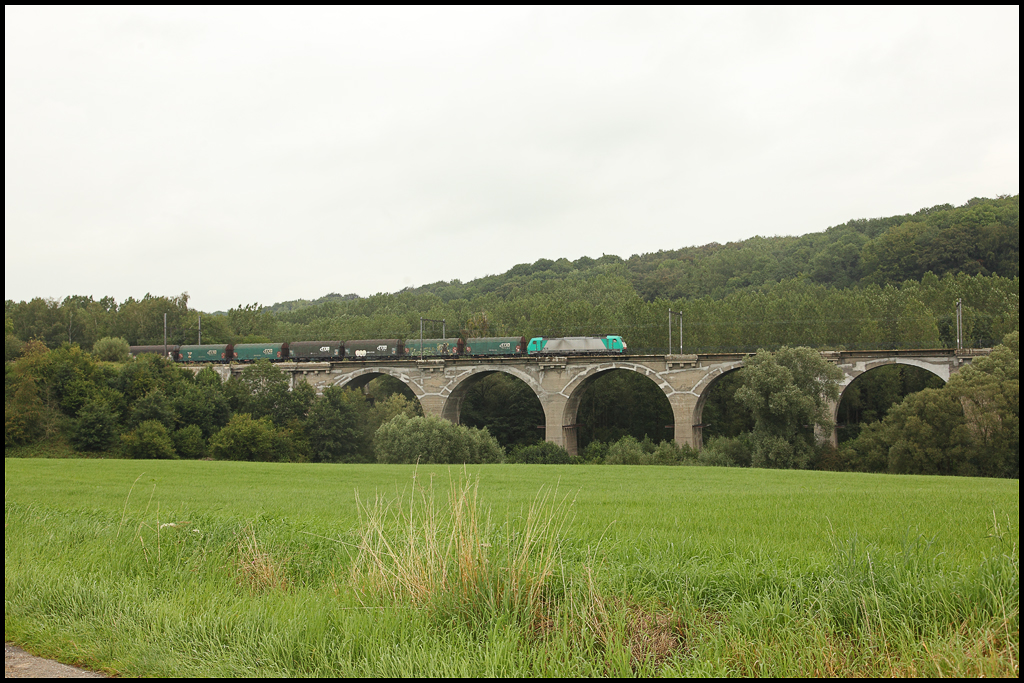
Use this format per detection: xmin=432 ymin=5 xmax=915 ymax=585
xmin=927 ymin=610 xmax=1020 ymax=678
xmin=619 ymin=602 xmax=687 ymax=666
xmin=532 ymin=566 xmax=686 ymax=670
xmin=236 ymin=526 xmax=288 ymax=594
xmin=582 ymin=594 xmax=686 ymax=669
xmin=350 ymin=471 xmax=570 ymax=612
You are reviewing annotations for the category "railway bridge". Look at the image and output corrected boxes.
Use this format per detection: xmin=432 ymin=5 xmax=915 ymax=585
xmin=203 ymin=348 xmax=987 ymax=454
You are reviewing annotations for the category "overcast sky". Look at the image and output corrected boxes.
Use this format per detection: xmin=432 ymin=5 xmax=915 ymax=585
xmin=5 ymin=6 xmax=1019 ymax=312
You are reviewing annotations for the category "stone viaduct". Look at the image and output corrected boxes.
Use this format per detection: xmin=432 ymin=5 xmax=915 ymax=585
xmin=202 ymin=348 xmax=988 ymax=454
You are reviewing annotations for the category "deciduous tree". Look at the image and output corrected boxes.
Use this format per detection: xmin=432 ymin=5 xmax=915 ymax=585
xmin=735 ymin=346 xmax=843 ymax=469
xmin=304 ymin=387 xmax=363 ymax=463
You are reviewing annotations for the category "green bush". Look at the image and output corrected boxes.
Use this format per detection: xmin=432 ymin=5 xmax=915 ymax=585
xmin=121 ymin=420 xmax=177 ymax=460
xmin=209 ymin=413 xmax=294 ymax=462
xmin=68 ymin=399 xmax=119 ymax=452
xmin=304 ymin=386 xmax=363 ymax=463
xmin=92 ymin=337 xmax=130 ymax=362
xmin=172 ymin=383 xmax=231 ymax=438
xmin=735 ymin=346 xmax=843 ymax=469
xmin=604 ymin=436 xmax=648 ymax=464
xmin=172 ymin=424 xmax=206 ymax=459
xmin=603 ymin=436 xmax=695 ymax=465
xmin=579 ymin=440 xmax=609 ymax=463
xmin=701 ymin=435 xmax=753 ymax=467
xmin=5 ymin=333 xmax=24 ymax=361
xmin=5 ymin=371 xmax=49 ymax=446
xmin=375 ymin=414 xmax=503 ymax=464
xmin=652 ymin=440 xmax=698 ymax=465
xmin=225 ymin=360 xmax=313 ymax=426
xmin=506 ymin=441 xmax=571 ymax=464
xmin=129 ymin=389 xmax=176 ymax=430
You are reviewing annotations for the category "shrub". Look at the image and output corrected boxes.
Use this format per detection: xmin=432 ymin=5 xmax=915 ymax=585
xmin=5 ymin=371 xmax=48 ymax=446
xmin=701 ymin=435 xmax=753 ymax=467
xmin=68 ymin=399 xmax=119 ymax=452
xmin=375 ymin=414 xmax=503 ymax=464
xmin=507 ymin=441 xmax=572 ymax=464
xmin=5 ymin=333 xmax=24 ymax=361
xmin=172 ymin=383 xmax=231 ymax=438
xmin=209 ymin=413 xmax=294 ymax=462
xmin=736 ymin=346 xmax=843 ymax=469
xmin=304 ymin=386 xmax=363 ymax=463
xmin=172 ymin=423 xmax=206 ymax=459
xmin=652 ymin=440 xmax=699 ymax=465
xmin=129 ymin=389 xmax=176 ymax=430
xmin=121 ymin=420 xmax=177 ymax=460
xmin=226 ymin=360 xmax=312 ymax=426
xmin=579 ymin=440 xmax=609 ymax=463
xmin=605 ymin=436 xmax=648 ymax=464
xmin=604 ymin=436 xmax=695 ymax=465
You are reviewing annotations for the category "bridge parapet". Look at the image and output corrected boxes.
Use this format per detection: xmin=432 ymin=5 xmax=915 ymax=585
xmin=665 ymin=354 xmax=699 ymax=369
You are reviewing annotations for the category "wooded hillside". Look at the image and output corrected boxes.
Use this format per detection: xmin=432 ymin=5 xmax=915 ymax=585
xmin=6 ymin=195 xmax=1018 ymax=355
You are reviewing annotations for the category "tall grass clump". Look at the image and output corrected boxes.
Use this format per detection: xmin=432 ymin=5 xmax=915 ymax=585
xmin=350 ymin=471 xmax=569 ymax=620
xmin=236 ymin=524 xmax=289 ymax=594
xmin=347 ymin=471 xmax=690 ymax=674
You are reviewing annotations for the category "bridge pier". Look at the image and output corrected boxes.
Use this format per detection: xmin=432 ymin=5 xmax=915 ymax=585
xmin=418 ymin=394 xmax=447 ymax=421
xmin=669 ymin=393 xmax=701 ymax=450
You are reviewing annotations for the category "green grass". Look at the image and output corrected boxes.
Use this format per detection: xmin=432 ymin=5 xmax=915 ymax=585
xmin=5 ymin=459 xmax=1019 ymax=676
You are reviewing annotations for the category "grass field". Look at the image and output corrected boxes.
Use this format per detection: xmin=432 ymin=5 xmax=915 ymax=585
xmin=4 ymin=459 xmax=1019 ymax=676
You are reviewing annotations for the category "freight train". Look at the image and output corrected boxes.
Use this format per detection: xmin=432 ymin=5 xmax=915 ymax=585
xmin=129 ymin=335 xmax=627 ymax=363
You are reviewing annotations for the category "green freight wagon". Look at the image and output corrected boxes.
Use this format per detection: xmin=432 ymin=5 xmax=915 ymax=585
xmin=463 ymin=336 xmax=527 ymax=356
xmin=526 ymin=335 xmax=627 ymax=355
xmin=178 ymin=344 xmax=233 ymax=362
xmin=233 ymin=343 xmax=286 ymax=362
xmin=405 ymin=338 xmax=463 ymax=358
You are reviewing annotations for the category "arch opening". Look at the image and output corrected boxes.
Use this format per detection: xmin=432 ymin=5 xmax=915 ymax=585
xmin=456 ymin=371 xmax=546 ymax=451
xmin=836 ymin=363 xmax=945 ymax=443
xmin=693 ymin=368 xmax=754 ymax=449
xmin=332 ymin=370 xmax=424 ymax=415
xmin=567 ymin=368 xmax=674 ymax=457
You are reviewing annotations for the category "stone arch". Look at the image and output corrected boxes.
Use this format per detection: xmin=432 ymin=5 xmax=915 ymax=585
xmin=558 ymin=363 xmax=676 ymax=455
xmin=837 ymin=358 xmax=950 ymax=389
xmin=440 ymin=365 xmax=546 ymax=424
xmin=830 ymin=358 xmax=949 ymax=446
xmin=330 ymin=368 xmax=427 ymax=413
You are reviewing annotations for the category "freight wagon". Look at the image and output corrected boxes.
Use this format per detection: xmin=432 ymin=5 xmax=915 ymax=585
xmin=287 ymin=341 xmax=344 ymax=361
xmin=344 ymin=339 xmax=404 ymax=359
xmin=405 ymin=338 xmax=463 ymax=358
xmin=463 ymin=336 xmax=527 ymax=356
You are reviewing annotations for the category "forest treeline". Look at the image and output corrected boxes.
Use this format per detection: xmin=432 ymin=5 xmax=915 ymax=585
xmin=5 ymin=195 xmax=1018 ymax=356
